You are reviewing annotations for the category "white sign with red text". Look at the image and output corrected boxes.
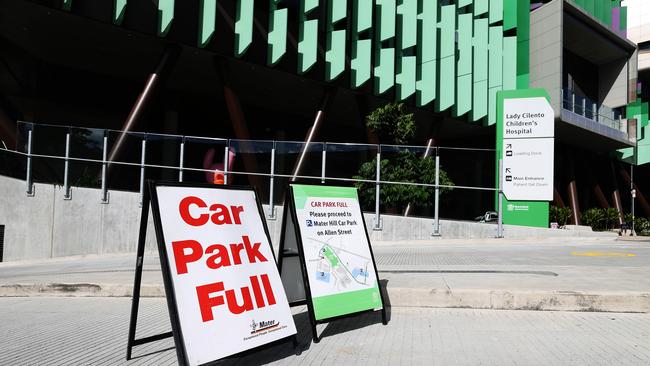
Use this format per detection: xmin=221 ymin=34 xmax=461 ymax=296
xmin=155 ymin=186 xmax=296 ymax=366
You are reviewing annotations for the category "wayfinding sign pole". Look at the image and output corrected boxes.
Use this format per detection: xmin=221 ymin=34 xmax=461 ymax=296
xmin=496 ymin=89 xmax=555 ymax=228
xmin=127 ymin=181 xmax=298 ymax=366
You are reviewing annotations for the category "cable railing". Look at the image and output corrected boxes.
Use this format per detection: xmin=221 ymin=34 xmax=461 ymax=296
xmin=1 ymin=121 xmax=502 ymax=235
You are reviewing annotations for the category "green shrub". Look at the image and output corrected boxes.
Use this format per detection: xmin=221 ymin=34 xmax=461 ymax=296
xmin=549 ymin=205 xmax=572 ymax=227
xmin=581 ymin=207 xmax=620 ymax=231
xmin=602 ymin=207 xmax=620 ymax=230
xmin=581 ymin=208 xmax=605 ymax=231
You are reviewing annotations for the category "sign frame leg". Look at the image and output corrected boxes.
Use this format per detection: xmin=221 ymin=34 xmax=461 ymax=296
xmin=126 ymin=183 xmax=174 ymax=360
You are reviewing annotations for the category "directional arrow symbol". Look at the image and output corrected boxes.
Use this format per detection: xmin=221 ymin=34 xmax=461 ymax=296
xmin=506 ymin=144 xmax=512 ymax=149
xmin=505 ymin=168 xmax=511 ymax=173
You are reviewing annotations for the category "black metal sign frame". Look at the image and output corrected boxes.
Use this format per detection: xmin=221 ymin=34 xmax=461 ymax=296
xmin=277 ymin=183 xmax=387 ymax=343
xmin=126 ymin=180 xmax=298 ymax=365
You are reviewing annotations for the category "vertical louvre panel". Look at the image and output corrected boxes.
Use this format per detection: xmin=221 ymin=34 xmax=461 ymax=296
xmin=488 ymin=0 xmax=502 ymax=25
xmin=487 ymin=25 xmax=503 ymax=126
xmin=326 ymin=0 xmax=348 ymax=81
xmin=471 ymin=18 xmax=488 ymax=121
xmin=436 ymin=3 xmax=455 ymax=112
xmin=114 ymin=0 xmax=127 ymax=25
xmin=416 ymin=0 xmax=437 ymax=106
xmin=396 ymin=0 xmax=417 ymax=100
xmin=503 ymin=0 xmax=517 ymax=31
xmin=351 ymin=0 xmax=373 ymax=88
xmin=374 ymin=0 xmax=396 ymax=95
xmin=454 ymin=11 xmax=473 ymax=117
xmin=268 ymin=0 xmax=288 ymax=65
xmin=158 ymin=0 xmax=175 ymax=36
xmin=503 ymin=36 xmax=517 ymax=91
xmin=198 ymin=0 xmax=217 ymax=48
xmin=298 ymin=0 xmax=319 ymax=74
xmin=235 ymin=0 xmax=254 ymax=57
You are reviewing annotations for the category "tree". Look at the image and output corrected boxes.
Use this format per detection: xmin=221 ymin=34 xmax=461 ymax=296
xmin=354 ymin=103 xmax=454 ymax=212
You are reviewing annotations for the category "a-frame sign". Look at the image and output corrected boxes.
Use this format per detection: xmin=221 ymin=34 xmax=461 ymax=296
xmin=127 ymin=181 xmax=298 ymax=365
xmin=277 ymin=183 xmax=387 ymax=343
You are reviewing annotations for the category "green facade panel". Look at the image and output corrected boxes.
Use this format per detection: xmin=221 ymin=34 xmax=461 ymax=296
xmin=489 ymin=0 xmax=503 ymax=25
xmin=454 ymin=12 xmax=473 ymax=117
xmin=374 ymin=0 xmax=396 ymax=95
xmin=436 ymin=3 xmax=456 ymax=112
xmin=503 ymin=0 xmax=517 ymax=31
xmin=474 ymin=0 xmax=488 ymax=15
xmin=487 ymin=25 xmax=503 ymax=126
xmin=79 ymin=0 xmax=535 ymax=124
xmin=503 ymin=36 xmax=517 ymax=91
xmin=471 ymin=18 xmax=488 ymax=122
xmin=326 ymin=0 xmax=347 ymax=81
xmin=158 ymin=0 xmax=175 ymax=37
xmin=298 ymin=0 xmax=319 ymax=74
xmin=416 ymin=0 xmax=437 ymax=107
xmin=516 ymin=0 xmax=530 ymax=89
xmin=198 ymin=0 xmax=217 ymax=48
xmin=114 ymin=0 xmax=127 ymax=25
xmin=351 ymin=0 xmax=373 ymax=88
xmin=268 ymin=0 xmax=288 ymax=65
xmin=396 ymin=0 xmax=417 ymax=100
xmin=235 ymin=0 xmax=254 ymax=57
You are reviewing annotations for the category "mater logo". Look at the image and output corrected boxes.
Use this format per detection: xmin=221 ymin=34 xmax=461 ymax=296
xmin=250 ymin=319 xmax=279 ymax=334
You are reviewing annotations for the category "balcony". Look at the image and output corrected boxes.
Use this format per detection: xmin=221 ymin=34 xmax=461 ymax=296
xmin=561 ymin=89 xmax=634 ymax=146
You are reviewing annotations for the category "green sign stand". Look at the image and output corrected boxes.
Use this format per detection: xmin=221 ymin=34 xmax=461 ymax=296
xmin=496 ymin=89 xmax=553 ymax=228
xmin=277 ymin=184 xmax=387 ymax=343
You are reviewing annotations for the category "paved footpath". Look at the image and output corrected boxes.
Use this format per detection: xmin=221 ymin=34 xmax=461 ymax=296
xmin=1 ymin=237 xmax=649 ymax=312
xmin=1 ymin=297 xmax=649 ymax=365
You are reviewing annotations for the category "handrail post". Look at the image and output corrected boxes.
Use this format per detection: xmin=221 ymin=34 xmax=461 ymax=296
xmin=373 ymin=148 xmax=382 ymax=231
xmin=268 ymin=143 xmax=276 ymax=220
xmin=139 ymin=136 xmax=146 ymax=207
xmin=432 ymin=151 xmax=441 ymax=236
xmin=321 ymin=144 xmax=326 ymax=184
xmin=101 ymin=133 xmax=109 ymax=203
xmin=497 ymin=159 xmax=504 ymax=238
xmin=223 ymin=144 xmax=230 ymax=185
xmin=63 ymin=130 xmax=71 ymax=200
xmin=26 ymin=129 xmax=34 ymax=196
xmin=178 ymin=138 xmax=185 ymax=182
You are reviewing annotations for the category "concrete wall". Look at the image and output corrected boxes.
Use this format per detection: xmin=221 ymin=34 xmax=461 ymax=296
xmin=0 ymin=175 xmax=616 ymax=262
xmin=599 ymin=58 xmax=628 ymax=109
xmin=530 ymin=0 xmax=563 ymax=117
xmin=0 ymin=175 xmax=157 ymax=261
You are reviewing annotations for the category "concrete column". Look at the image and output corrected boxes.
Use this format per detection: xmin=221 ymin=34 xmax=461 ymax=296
xmin=291 ymin=87 xmax=337 ymax=181
xmin=610 ymin=161 xmax=625 ymax=225
xmin=566 ymin=158 xmax=581 ymax=225
xmin=108 ymin=45 xmax=180 ymax=164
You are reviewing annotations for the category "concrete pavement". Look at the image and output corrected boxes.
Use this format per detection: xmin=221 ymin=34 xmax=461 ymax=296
xmin=1 ymin=297 xmax=649 ymax=365
xmin=0 ymin=237 xmax=649 ymax=312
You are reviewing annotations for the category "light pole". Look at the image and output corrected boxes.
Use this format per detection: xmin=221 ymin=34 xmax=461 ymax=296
xmin=631 ymin=164 xmax=636 ymax=236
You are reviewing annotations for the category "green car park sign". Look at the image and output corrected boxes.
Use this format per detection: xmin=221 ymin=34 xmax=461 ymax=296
xmin=497 ymin=89 xmax=555 ymax=228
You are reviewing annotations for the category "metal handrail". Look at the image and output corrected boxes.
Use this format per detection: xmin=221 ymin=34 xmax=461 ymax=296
xmin=6 ymin=121 xmax=505 ymax=237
